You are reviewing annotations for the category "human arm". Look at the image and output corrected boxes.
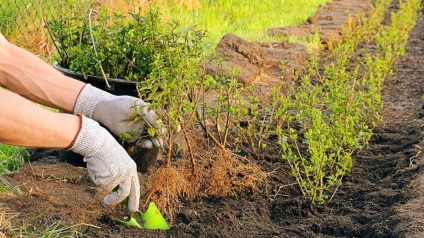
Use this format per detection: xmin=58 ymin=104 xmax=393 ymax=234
xmin=0 ymin=33 xmax=85 ymax=113
xmin=0 ymin=87 xmax=79 ymax=147
xmin=0 ymin=88 xmax=140 ymax=212
xmin=0 ymin=33 xmax=162 ymax=147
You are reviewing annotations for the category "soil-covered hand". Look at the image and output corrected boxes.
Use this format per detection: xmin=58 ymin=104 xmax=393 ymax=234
xmin=73 ymin=84 xmax=163 ymax=148
xmin=69 ymin=115 xmax=140 ymax=212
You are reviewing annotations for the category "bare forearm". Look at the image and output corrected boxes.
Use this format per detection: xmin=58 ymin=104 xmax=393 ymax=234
xmin=0 ymin=88 xmax=80 ymax=148
xmin=0 ymin=39 xmax=84 ymax=112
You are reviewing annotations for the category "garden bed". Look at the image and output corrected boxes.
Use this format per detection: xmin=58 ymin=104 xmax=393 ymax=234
xmin=1 ymin=0 xmax=423 ymax=237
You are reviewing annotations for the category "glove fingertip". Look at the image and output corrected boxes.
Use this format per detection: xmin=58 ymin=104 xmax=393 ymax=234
xmin=137 ymin=139 xmax=153 ymax=149
xmin=103 ymin=193 xmax=120 ymax=206
xmin=128 ymin=176 xmax=140 ymax=212
xmin=127 ymin=197 xmax=140 ymax=212
xmin=152 ymin=138 xmax=163 ymax=148
xmin=103 ymin=181 xmax=131 ymax=206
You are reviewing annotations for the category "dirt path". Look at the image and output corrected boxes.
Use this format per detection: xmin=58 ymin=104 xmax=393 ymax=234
xmin=387 ymin=13 xmax=424 ymax=237
xmin=0 ymin=0 xmax=423 ymax=237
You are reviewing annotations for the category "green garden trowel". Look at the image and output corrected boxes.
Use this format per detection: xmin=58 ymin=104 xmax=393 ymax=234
xmin=117 ymin=202 xmax=170 ymax=230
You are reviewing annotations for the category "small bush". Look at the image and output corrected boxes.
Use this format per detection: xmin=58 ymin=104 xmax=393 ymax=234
xmin=46 ymin=8 xmax=164 ymax=82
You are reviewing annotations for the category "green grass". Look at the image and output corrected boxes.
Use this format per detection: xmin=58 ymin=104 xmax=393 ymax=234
xmin=1 ymin=0 xmax=332 ymax=59
xmin=0 ymin=143 xmax=28 ymax=195
xmin=0 ymin=0 xmax=89 ymax=30
xmin=0 ymin=143 xmax=29 ymax=174
xmin=0 ymin=0 xmax=25 ymax=31
xmin=153 ymin=0 xmax=332 ymax=47
xmin=4 ymin=211 xmax=100 ymax=237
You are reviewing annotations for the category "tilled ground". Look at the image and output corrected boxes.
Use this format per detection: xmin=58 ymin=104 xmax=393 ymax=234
xmin=1 ymin=0 xmax=423 ymax=237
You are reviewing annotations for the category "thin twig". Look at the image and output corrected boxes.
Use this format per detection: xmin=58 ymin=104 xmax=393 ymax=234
xmin=395 ymin=151 xmax=422 ymax=174
xmin=43 ymin=18 xmax=66 ymax=63
xmin=0 ymin=177 xmax=21 ymax=195
xmin=183 ymin=129 xmax=196 ymax=174
xmin=88 ymin=9 xmax=111 ymax=89
xmin=270 ymin=183 xmax=297 ymax=199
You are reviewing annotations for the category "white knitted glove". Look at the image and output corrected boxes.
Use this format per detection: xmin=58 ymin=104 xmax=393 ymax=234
xmin=73 ymin=84 xmax=163 ymax=148
xmin=69 ymin=115 xmax=140 ymax=212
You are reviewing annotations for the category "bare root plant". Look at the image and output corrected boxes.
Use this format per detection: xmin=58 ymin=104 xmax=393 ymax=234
xmin=144 ymin=165 xmax=188 ymax=218
xmin=144 ymin=123 xmax=267 ymax=220
xmin=206 ymin=149 xmax=268 ymax=198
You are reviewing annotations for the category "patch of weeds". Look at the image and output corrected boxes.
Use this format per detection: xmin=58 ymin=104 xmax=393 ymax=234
xmin=0 ymin=209 xmax=11 ymax=237
xmin=0 ymin=144 xmax=29 ymax=174
xmin=10 ymin=212 xmax=99 ymax=238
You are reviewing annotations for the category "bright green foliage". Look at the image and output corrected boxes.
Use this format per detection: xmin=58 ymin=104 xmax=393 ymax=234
xmin=136 ymin=19 xmax=245 ymax=165
xmin=275 ymin=0 xmax=421 ymax=204
xmin=153 ymin=0 xmax=332 ymax=47
xmin=200 ymin=68 xmax=244 ymax=149
xmin=0 ymin=144 xmax=28 ymax=195
xmin=0 ymin=144 xmax=29 ymax=174
xmin=46 ymin=8 xmax=165 ymax=82
xmin=234 ymin=84 xmax=291 ymax=157
xmin=0 ymin=0 xmax=25 ymax=30
xmin=136 ymin=21 xmax=209 ymax=165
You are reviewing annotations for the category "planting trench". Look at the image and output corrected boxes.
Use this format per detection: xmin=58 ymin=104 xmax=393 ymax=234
xmin=1 ymin=0 xmax=423 ymax=237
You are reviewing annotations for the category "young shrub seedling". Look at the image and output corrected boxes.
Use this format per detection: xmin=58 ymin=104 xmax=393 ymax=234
xmin=276 ymin=0 xmax=421 ymax=204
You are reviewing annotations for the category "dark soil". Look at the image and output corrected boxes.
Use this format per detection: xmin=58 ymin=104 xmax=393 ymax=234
xmin=1 ymin=0 xmax=423 ymax=237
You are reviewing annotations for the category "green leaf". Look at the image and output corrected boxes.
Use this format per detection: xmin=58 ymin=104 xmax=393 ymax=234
xmin=147 ymin=127 xmax=156 ymax=137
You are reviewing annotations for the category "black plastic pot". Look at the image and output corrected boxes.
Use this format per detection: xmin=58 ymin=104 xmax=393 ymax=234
xmin=53 ymin=62 xmax=139 ymax=97
xmin=54 ymin=62 xmax=157 ymax=172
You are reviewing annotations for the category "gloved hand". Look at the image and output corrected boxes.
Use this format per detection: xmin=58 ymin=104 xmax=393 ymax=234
xmin=73 ymin=84 xmax=163 ymax=148
xmin=68 ymin=114 xmax=140 ymax=212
